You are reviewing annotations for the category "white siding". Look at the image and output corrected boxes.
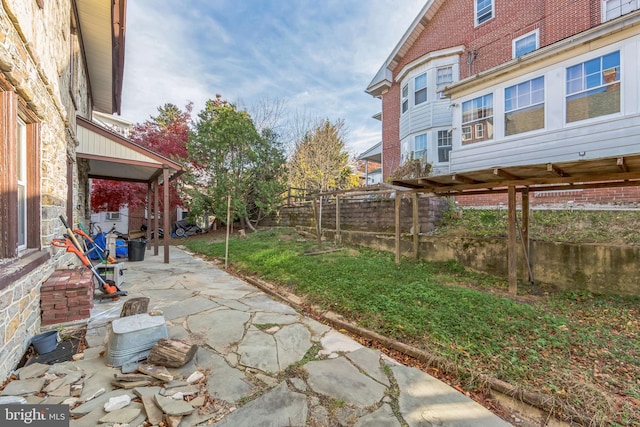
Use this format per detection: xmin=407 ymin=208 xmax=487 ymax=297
xmin=448 ymin=35 xmax=640 ymax=174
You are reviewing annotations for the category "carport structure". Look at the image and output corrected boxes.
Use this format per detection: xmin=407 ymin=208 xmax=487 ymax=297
xmin=76 ymin=116 xmax=185 ymax=263
xmin=391 ymin=155 xmax=640 ymax=295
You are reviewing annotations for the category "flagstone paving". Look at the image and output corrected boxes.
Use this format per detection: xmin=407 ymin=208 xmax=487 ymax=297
xmin=2 ymin=246 xmax=512 ymax=426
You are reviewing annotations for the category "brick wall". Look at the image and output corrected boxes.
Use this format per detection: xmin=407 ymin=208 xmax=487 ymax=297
xmin=455 ymin=186 xmax=640 ymax=208
xmin=40 ymin=269 xmax=94 ymax=326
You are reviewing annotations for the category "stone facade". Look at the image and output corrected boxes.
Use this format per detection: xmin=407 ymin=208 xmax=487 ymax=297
xmin=0 ymin=0 xmax=93 ymax=380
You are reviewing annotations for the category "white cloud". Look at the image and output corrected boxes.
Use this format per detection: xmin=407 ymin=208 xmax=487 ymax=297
xmin=120 ymin=0 xmax=425 ymax=153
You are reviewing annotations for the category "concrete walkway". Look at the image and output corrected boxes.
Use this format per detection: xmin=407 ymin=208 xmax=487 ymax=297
xmin=57 ymin=246 xmax=514 ymax=425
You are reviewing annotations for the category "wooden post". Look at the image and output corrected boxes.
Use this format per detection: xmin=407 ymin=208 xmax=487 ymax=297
xmin=146 ymin=183 xmax=152 ymax=241
xmin=522 ymin=188 xmax=532 ymax=283
xmin=225 ymin=194 xmax=231 ymax=270
xmin=153 ymin=179 xmax=159 ymax=256
xmin=318 ymin=195 xmax=323 ymax=243
xmin=412 ymin=193 xmax=419 ymax=259
xmin=335 ymin=194 xmax=341 ymax=245
xmin=163 ymin=167 xmax=170 ymax=264
xmin=395 ymin=191 xmax=401 ymax=265
xmin=508 ymin=185 xmax=517 ymax=295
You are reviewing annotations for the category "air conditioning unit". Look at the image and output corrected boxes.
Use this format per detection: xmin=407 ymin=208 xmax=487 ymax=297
xmin=105 ymin=212 xmax=121 ymax=221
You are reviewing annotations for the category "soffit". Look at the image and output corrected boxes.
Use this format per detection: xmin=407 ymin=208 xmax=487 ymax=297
xmin=76 ymin=116 xmax=184 ymax=184
xmin=75 ymin=0 xmax=126 ymax=114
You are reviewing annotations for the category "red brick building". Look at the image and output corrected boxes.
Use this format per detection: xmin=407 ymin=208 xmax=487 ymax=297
xmin=367 ymin=1 xmax=640 ymax=207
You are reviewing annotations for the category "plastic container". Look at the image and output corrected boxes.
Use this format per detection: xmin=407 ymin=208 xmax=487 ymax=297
xmin=127 ymin=239 xmax=146 ymax=261
xmin=106 ymin=313 xmax=167 ymax=367
xmin=32 ymin=330 xmax=58 ymax=354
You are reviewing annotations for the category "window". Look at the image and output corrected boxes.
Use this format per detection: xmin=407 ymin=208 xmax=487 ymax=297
xmin=436 ymin=66 xmax=453 ymax=98
xmin=17 ymin=118 xmax=27 ymax=250
xmin=513 ymin=30 xmax=539 ymax=58
xmin=603 ymin=0 xmax=640 ymax=22
xmin=401 ymin=84 xmax=409 ymax=113
xmin=437 ymin=130 xmax=452 ymax=162
xmin=505 ymin=76 xmax=545 ymax=136
xmin=414 ymin=73 xmax=427 ymax=105
xmin=475 ymin=0 xmax=494 ymax=25
xmin=566 ymin=51 xmax=620 ymax=123
xmin=0 ymin=90 xmax=41 ymax=260
xmin=414 ymin=133 xmax=427 ymax=161
xmin=462 ymin=94 xmax=493 ymax=144
xmin=400 ymin=138 xmax=411 ymax=164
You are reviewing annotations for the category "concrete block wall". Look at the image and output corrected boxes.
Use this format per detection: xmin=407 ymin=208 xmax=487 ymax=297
xmin=40 ymin=269 xmax=94 ymax=326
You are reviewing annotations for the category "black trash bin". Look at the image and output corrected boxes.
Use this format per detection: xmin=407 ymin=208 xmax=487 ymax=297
xmin=128 ymin=239 xmax=147 ymax=261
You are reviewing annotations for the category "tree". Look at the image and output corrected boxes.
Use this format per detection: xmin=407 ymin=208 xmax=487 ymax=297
xmin=90 ymin=104 xmax=191 ymax=213
xmin=288 ymin=118 xmax=354 ymax=193
xmin=185 ymin=96 xmax=286 ymax=230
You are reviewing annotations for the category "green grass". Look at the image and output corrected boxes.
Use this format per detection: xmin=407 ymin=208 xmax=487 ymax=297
xmin=184 ymin=229 xmax=640 ymax=425
xmin=436 ymin=208 xmax=640 ymax=244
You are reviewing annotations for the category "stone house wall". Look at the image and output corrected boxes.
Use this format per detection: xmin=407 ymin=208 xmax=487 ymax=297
xmin=0 ymin=0 xmax=92 ymax=380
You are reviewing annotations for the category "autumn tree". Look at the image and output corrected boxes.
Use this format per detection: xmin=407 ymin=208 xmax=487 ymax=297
xmin=185 ymin=96 xmax=286 ymax=230
xmin=91 ymin=104 xmax=191 ymax=213
xmin=287 ymin=118 xmax=355 ymax=193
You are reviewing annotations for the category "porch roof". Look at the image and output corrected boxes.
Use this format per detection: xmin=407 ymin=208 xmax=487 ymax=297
xmin=391 ymin=155 xmax=640 ymax=195
xmin=76 ymin=116 xmax=184 ymax=184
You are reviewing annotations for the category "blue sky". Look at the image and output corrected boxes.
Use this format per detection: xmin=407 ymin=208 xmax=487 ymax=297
xmin=120 ymin=1 xmax=425 ymax=156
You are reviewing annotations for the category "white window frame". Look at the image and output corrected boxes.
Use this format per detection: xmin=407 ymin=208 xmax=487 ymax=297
xmin=437 ymin=130 xmax=452 ymax=163
xmin=512 ymin=29 xmax=539 ymax=58
xmin=504 ymin=76 xmax=545 ymax=136
xmin=17 ymin=118 xmax=27 ymax=250
xmin=462 ymin=93 xmax=494 ymax=144
xmin=565 ymin=50 xmax=621 ymax=123
xmin=414 ymin=73 xmax=427 ymax=106
xmin=475 ymin=0 xmax=494 ymax=26
xmin=436 ymin=66 xmax=453 ymax=98
xmin=602 ymin=0 xmax=640 ymax=22
xmin=414 ymin=133 xmax=427 ymax=161
xmin=401 ymin=83 xmax=409 ymax=114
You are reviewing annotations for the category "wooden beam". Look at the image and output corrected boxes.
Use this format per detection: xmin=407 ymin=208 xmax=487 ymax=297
xmin=153 ymin=180 xmax=159 ymax=256
xmin=546 ymin=163 xmax=568 ymax=177
xmin=417 ymin=178 xmax=442 ymax=187
xmin=163 ymin=167 xmax=170 ymax=263
xmin=617 ymin=157 xmax=628 ymax=173
xmin=335 ymin=194 xmax=341 ymax=245
xmin=451 ymin=174 xmax=480 ymax=185
xmin=508 ymin=185 xmax=517 ymax=296
xmin=395 ymin=191 xmax=401 ymax=265
xmin=493 ymin=168 xmax=521 ymax=181
xmin=522 ymin=189 xmax=532 ymax=284
xmin=412 ymin=193 xmax=419 ymax=260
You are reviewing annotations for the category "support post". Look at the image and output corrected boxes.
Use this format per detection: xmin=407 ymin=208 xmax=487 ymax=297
xmin=225 ymin=194 xmax=231 ymax=270
xmin=508 ymin=185 xmax=517 ymax=295
xmin=163 ymin=167 xmax=170 ymax=264
xmin=522 ymin=188 xmax=532 ymax=283
xmin=335 ymin=194 xmax=341 ymax=245
xmin=412 ymin=193 xmax=419 ymax=259
xmin=153 ymin=179 xmax=159 ymax=256
xmin=395 ymin=191 xmax=401 ymax=265
xmin=146 ymin=183 xmax=152 ymax=241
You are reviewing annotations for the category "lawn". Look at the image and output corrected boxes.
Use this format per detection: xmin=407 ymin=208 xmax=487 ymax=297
xmin=183 ymin=228 xmax=639 ymax=426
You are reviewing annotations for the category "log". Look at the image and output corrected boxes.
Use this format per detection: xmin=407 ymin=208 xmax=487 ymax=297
xmin=120 ymin=297 xmax=150 ymax=317
xmin=147 ymin=338 xmax=197 ymax=368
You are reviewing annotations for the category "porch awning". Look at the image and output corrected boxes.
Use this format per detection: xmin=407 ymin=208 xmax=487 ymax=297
xmin=76 ymin=116 xmax=184 ymax=183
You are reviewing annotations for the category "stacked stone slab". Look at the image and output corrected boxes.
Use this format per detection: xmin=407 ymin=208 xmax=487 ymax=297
xmin=40 ymin=269 xmax=94 ymax=326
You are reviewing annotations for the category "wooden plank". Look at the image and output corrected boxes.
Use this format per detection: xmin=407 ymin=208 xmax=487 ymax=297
xmin=412 ymin=193 xmax=419 ymax=260
xmin=546 ymin=163 xmax=568 ymax=177
xmin=395 ymin=191 xmax=400 ymax=265
xmin=335 ymin=194 xmax=341 ymax=245
xmin=451 ymin=174 xmax=480 ymax=185
xmin=493 ymin=168 xmax=521 ymax=180
xmin=508 ymin=185 xmax=517 ymax=296
xmin=522 ymin=189 xmax=532 ymax=283
xmin=617 ymin=157 xmax=628 ymax=172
